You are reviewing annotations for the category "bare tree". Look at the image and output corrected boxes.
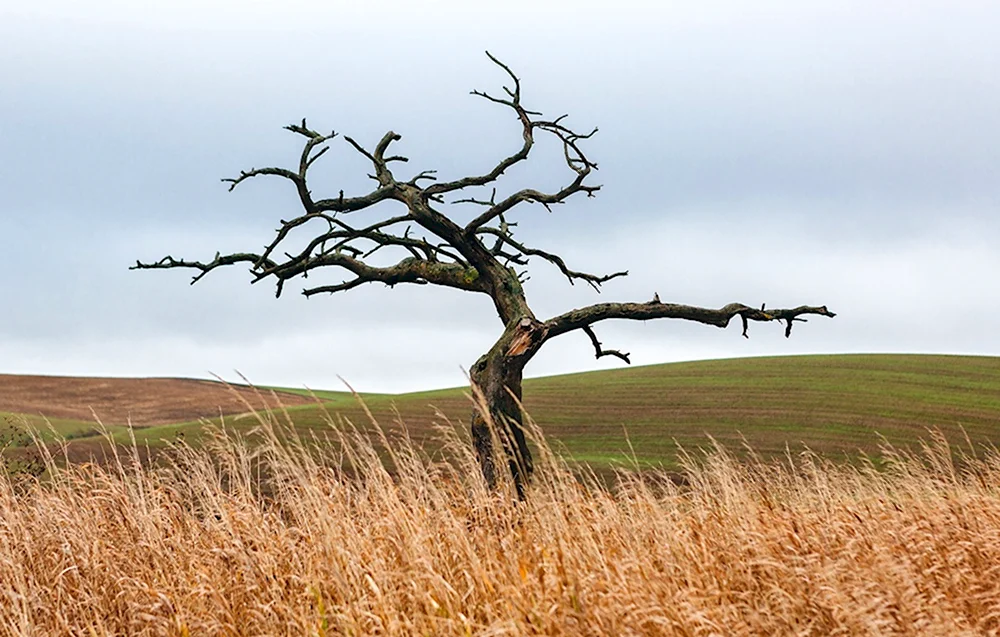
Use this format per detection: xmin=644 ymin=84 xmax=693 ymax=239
xmin=134 ymin=53 xmax=835 ymax=495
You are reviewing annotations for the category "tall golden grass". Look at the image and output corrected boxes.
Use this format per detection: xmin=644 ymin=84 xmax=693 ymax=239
xmin=2 ymin=396 xmax=1000 ymax=636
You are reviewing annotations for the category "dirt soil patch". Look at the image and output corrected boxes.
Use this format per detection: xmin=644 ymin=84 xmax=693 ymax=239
xmin=0 ymin=374 xmax=314 ymax=427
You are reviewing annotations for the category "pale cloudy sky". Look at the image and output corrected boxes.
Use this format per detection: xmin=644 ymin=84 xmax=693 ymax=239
xmin=1 ymin=1 xmax=998 ymax=392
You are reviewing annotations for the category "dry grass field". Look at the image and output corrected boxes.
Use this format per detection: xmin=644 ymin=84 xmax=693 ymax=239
xmin=2 ymin=401 xmax=1000 ymax=636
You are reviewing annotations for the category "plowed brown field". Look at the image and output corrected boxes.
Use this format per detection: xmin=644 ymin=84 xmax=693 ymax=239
xmin=0 ymin=374 xmax=313 ymax=427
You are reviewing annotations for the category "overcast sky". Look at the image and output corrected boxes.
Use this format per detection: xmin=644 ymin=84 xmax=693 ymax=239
xmin=1 ymin=1 xmax=998 ymax=392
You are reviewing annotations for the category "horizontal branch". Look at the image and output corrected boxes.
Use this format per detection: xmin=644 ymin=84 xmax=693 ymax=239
xmin=300 ymin=256 xmax=488 ymax=297
xmin=545 ymin=301 xmax=836 ymax=341
xmin=132 ymin=244 xmax=487 ymax=300
xmin=311 ymin=185 xmax=398 ymax=213
xmin=288 ymin=214 xmax=466 ymax=266
xmin=131 ymin=253 xmax=271 ymax=284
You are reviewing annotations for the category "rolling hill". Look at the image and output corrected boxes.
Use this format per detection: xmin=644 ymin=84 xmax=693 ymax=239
xmin=0 ymin=374 xmax=314 ymax=441
xmin=3 ymin=354 xmax=999 ymax=469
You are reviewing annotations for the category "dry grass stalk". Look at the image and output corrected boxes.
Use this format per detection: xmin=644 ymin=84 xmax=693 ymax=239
xmin=1 ymin=404 xmax=999 ymax=636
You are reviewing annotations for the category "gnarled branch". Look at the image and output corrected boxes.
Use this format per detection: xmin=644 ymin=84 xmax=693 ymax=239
xmin=300 ymin=255 xmax=487 ymax=297
xmin=476 ymin=226 xmax=626 ymax=290
xmin=424 ymin=51 xmax=535 ymax=196
xmin=343 ymin=130 xmax=404 ymax=186
xmin=131 ymin=253 xmax=271 ymax=284
xmin=582 ymin=325 xmax=631 ymax=364
xmin=545 ymin=302 xmax=836 ymax=341
xmin=134 ymin=247 xmax=487 ymax=299
xmin=221 ymin=122 xmax=400 ymax=215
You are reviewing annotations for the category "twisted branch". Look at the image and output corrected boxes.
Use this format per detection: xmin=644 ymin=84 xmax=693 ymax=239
xmin=131 ymin=253 xmax=270 ymax=284
xmin=425 ymin=51 xmax=535 ymax=196
xmin=476 ymin=226 xmax=626 ymax=290
xmin=582 ymin=325 xmax=631 ymax=364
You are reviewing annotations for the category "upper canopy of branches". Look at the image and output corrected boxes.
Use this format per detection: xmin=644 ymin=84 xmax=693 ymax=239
xmin=134 ymin=52 xmax=622 ymax=308
xmin=134 ymin=52 xmax=835 ymax=347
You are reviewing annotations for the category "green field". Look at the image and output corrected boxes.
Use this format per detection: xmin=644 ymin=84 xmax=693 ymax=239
xmin=6 ymin=354 xmax=1000 ymax=470
xmin=2 ymin=412 xmax=103 ymax=442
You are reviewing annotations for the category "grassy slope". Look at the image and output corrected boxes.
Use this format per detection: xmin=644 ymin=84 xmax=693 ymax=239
xmin=2 ymin=412 xmax=103 ymax=441
xmin=102 ymin=353 xmax=1000 ymax=470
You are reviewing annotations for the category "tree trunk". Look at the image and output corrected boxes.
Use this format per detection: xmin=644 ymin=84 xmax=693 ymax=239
xmin=470 ymin=357 xmax=531 ymax=498
xmin=469 ymin=318 xmax=546 ymax=498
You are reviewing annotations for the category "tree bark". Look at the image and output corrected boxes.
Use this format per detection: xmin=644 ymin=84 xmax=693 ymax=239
xmin=469 ymin=317 xmax=547 ymax=498
xmin=469 ymin=359 xmax=529 ymax=498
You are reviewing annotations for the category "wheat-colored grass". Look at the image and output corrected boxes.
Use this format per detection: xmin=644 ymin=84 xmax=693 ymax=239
xmin=2 ymin=399 xmax=1000 ymax=636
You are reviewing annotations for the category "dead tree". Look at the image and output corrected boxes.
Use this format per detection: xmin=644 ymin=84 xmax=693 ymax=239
xmin=133 ymin=53 xmax=835 ymax=496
